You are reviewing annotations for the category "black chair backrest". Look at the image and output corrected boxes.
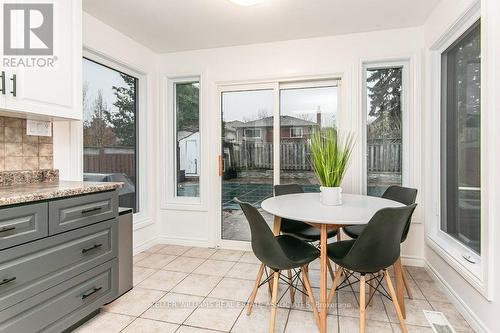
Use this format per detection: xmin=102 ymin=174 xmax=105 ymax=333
xmin=274 ymin=184 xmax=304 ymax=196
xmin=382 ymin=185 xmax=417 ymax=242
xmin=342 ymin=204 xmax=417 ymax=273
xmin=234 ymin=198 xmax=292 ymax=269
xmin=382 ymin=185 xmax=417 ymax=205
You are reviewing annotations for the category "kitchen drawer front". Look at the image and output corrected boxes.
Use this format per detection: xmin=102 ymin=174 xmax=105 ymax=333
xmin=0 ymin=203 xmax=48 ymax=250
xmin=0 ymin=259 xmax=117 ymax=333
xmin=49 ymin=191 xmax=118 ymax=234
xmin=0 ymin=219 xmax=117 ymax=312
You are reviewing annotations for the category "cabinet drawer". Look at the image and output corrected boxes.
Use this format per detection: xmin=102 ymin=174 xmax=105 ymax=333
xmin=0 ymin=259 xmax=117 ymax=333
xmin=49 ymin=191 xmax=118 ymax=234
xmin=0 ymin=203 xmax=48 ymax=250
xmin=0 ymin=219 xmax=117 ymax=312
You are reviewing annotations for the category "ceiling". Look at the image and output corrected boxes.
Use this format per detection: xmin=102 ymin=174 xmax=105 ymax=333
xmin=83 ymin=0 xmax=440 ymax=54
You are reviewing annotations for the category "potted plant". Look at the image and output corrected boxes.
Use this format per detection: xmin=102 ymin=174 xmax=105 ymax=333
xmin=309 ymin=128 xmax=354 ymax=205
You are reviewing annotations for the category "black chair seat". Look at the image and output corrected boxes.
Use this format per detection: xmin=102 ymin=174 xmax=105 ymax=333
xmin=327 ymin=240 xmax=355 ymax=261
xmin=342 ymin=225 xmax=366 ymax=239
xmin=281 ymin=218 xmax=338 ymax=241
xmin=274 ymin=235 xmax=320 ymax=270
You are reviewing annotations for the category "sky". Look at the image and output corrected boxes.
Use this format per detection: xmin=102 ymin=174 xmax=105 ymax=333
xmin=83 ymin=58 xmax=129 ymax=122
xmin=222 ymin=86 xmax=338 ymax=128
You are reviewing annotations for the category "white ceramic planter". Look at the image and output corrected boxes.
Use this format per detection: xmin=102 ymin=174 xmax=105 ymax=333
xmin=320 ymin=186 xmax=343 ymax=206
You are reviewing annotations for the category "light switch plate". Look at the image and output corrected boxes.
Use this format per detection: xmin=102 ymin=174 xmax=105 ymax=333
xmin=26 ymin=120 xmax=52 ymax=137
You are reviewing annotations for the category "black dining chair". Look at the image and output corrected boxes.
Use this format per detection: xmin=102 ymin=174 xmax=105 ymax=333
xmin=327 ymin=204 xmax=417 ymax=333
xmin=342 ymin=185 xmax=417 ymax=300
xmin=235 ymin=198 xmax=320 ymax=333
xmin=274 ymin=184 xmax=339 ymax=304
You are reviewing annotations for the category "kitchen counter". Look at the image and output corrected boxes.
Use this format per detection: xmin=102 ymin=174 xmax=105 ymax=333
xmin=0 ymin=181 xmax=123 ymax=207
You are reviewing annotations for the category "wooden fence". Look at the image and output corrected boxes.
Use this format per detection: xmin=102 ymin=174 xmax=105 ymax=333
xmin=83 ymin=147 xmax=135 ymax=176
xmin=229 ymin=140 xmax=402 ymax=173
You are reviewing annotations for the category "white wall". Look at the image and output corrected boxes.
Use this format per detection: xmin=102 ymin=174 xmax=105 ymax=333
xmin=54 ymin=12 xmax=161 ymax=251
xmin=158 ymin=27 xmax=426 ymax=265
xmin=422 ymin=0 xmax=500 ymax=332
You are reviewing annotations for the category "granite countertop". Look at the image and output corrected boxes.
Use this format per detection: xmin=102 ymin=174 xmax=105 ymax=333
xmin=0 ymin=181 xmax=123 ymax=207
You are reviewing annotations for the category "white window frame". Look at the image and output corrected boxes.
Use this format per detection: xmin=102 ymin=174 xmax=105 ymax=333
xmin=244 ymin=128 xmax=262 ymax=139
xmin=162 ymin=74 xmax=206 ymax=210
xmin=289 ymin=127 xmax=303 ymax=138
xmin=361 ymin=61 xmax=410 ymax=195
xmin=216 ymin=77 xmax=341 ymax=249
xmin=426 ymin=4 xmax=491 ymax=298
xmin=82 ymin=49 xmax=151 ymax=229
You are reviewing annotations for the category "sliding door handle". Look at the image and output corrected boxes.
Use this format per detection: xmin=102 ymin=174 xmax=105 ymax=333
xmin=218 ymin=155 xmax=223 ymax=177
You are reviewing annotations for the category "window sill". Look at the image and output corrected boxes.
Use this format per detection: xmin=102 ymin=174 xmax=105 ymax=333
xmin=161 ymin=199 xmax=208 ymax=212
xmin=425 ymin=232 xmax=490 ymax=299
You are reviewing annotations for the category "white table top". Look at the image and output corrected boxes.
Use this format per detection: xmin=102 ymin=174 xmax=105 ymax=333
xmin=261 ymin=193 xmax=404 ymax=225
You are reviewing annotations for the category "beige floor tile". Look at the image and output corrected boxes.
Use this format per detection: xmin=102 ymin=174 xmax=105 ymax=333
xmin=104 ymin=287 xmax=166 ymax=316
xmin=415 ymin=279 xmax=450 ymax=302
xmin=184 ymin=297 xmax=245 ymax=332
xmin=157 ymin=244 xmax=192 ymax=256
xmin=144 ymin=244 xmax=167 ymax=254
xmin=407 ymin=266 xmax=433 ymax=281
xmin=135 ymin=254 xmax=178 ymax=269
xmin=209 ymin=249 xmax=245 ymax=261
xmin=285 ymin=309 xmax=338 ymax=333
xmin=163 ymin=256 xmax=206 ymax=273
xmin=183 ymin=247 xmax=218 ymax=259
xmin=137 ymin=270 xmax=188 ymax=291
xmin=176 ymin=326 xmax=220 ymax=333
xmin=239 ymin=251 xmax=260 ymax=264
xmin=337 ymin=291 xmax=389 ymax=322
xmin=339 ymin=316 xmax=392 ymax=333
xmin=133 ymin=252 xmax=149 ymax=264
xmin=193 ymin=259 xmax=235 ymax=277
xmin=141 ymin=292 xmax=204 ymax=324
xmin=392 ymin=323 xmax=434 ymax=333
xmin=232 ymin=304 xmax=289 ymax=333
xmin=172 ymin=273 xmax=222 ymax=297
xmin=209 ymin=277 xmax=255 ymax=302
xmin=307 ymin=269 xmax=333 ymax=289
xmin=121 ymin=318 xmax=179 ymax=333
xmin=226 ymin=262 xmax=262 ymax=280
xmin=72 ymin=312 xmax=134 ymax=333
xmin=430 ymin=301 xmax=474 ymax=332
xmin=384 ymin=298 xmax=433 ymax=327
xmin=133 ymin=266 xmax=158 ymax=286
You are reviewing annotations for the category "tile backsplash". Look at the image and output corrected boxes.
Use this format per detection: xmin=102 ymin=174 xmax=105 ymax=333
xmin=0 ymin=116 xmax=53 ymax=171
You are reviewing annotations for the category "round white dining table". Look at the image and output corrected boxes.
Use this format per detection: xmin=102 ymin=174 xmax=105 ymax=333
xmin=261 ymin=193 xmax=405 ymax=333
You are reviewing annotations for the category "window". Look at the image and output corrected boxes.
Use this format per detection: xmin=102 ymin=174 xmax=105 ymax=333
xmin=174 ymin=80 xmax=200 ymax=198
xmin=289 ymin=127 xmax=303 ymax=138
xmin=364 ymin=66 xmax=404 ymax=197
xmin=83 ymin=58 xmax=139 ymax=212
xmin=244 ymin=128 xmax=262 ymax=139
xmin=441 ymin=21 xmax=481 ymax=254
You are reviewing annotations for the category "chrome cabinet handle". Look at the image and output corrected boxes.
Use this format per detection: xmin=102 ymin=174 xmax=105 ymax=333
xmin=81 ymin=207 xmax=102 ymax=215
xmin=0 ymin=277 xmax=16 ymax=286
xmin=0 ymin=226 xmax=16 ymax=233
xmin=81 ymin=287 xmax=102 ymax=300
xmin=81 ymin=243 xmax=103 ymax=254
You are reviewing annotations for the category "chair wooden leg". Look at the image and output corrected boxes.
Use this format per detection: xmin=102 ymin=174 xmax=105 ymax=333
xmin=327 ymin=267 xmax=343 ymax=305
xmin=368 ymin=273 xmax=376 ymax=307
xmin=287 ymin=269 xmax=295 ymax=304
xmin=384 ymin=270 xmax=408 ymax=333
xmin=359 ymin=274 xmax=366 ymax=333
xmin=393 ymin=258 xmax=406 ymax=318
xmin=247 ymin=263 xmax=265 ymax=315
xmin=269 ymin=270 xmax=280 ymax=333
xmin=326 ymin=258 xmax=335 ymax=282
xmin=401 ymin=267 xmax=413 ymax=299
xmin=301 ymin=265 xmax=320 ymax=329
xmin=337 ymin=230 xmax=341 ymax=241
xmin=301 ymin=265 xmax=308 ymax=304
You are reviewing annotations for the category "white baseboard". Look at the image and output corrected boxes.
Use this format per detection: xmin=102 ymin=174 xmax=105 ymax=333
xmin=425 ymin=259 xmax=490 ymax=333
xmin=155 ymin=236 xmax=213 ymax=248
xmin=401 ymin=255 xmax=425 ymax=267
xmin=133 ymin=237 xmax=158 ymax=255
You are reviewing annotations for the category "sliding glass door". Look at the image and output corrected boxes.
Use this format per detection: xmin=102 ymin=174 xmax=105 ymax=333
xmin=220 ymin=81 xmax=339 ymax=242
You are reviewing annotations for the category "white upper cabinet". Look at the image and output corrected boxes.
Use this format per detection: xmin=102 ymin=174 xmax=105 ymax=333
xmin=0 ymin=0 xmax=82 ymax=120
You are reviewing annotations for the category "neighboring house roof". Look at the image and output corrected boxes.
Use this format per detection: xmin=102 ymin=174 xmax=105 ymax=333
xmin=178 ymin=130 xmax=199 ymax=140
xmin=233 ymin=115 xmax=317 ymax=128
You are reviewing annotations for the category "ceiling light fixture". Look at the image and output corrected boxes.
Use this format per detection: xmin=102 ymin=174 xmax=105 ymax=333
xmin=229 ymin=0 xmax=262 ymax=6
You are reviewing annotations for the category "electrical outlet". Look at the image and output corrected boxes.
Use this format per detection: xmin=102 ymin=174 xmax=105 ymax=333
xmin=26 ymin=120 xmax=52 ymax=137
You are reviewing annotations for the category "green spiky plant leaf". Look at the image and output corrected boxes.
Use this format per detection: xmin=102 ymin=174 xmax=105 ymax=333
xmin=309 ymin=128 xmax=355 ymax=187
